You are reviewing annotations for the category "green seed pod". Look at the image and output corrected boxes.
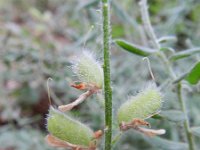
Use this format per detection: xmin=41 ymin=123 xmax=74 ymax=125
xmin=117 ymin=84 xmax=162 ymax=123
xmin=72 ymin=51 xmax=103 ymax=88
xmin=47 ymin=107 xmax=94 ymax=147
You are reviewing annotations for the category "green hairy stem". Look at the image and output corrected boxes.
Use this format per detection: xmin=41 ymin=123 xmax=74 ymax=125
xmin=102 ymin=0 xmax=113 ymax=149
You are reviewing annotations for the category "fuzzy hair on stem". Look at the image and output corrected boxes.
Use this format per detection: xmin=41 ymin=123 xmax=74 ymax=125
xmin=101 ymin=0 xmax=113 ymax=149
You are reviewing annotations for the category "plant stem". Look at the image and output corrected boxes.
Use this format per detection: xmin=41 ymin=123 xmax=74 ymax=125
xmin=139 ymin=0 xmax=195 ymax=149
xmin=139 ymin=0 xmax=160 ymax=50
xmin=177 ymin=83 xmax=195 ymax=150
xmin=102 ymin=0 xmax=113 ymax=150
xmin=156 ymin=52 xmax=176 ymax=79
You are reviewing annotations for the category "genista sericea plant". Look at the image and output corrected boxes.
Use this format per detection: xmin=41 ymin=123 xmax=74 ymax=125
xmin=45 ymin=0 xmax=168 ymax=150
xmin=45 ymin=52 xmax=166 ymax=150
xmin=58 ymin=51 xmax=103 ymax=112
xmin=117 ymin=83 xmax=166 ymax=136
xmin=115 ymin=0 xmax=200 ymax=149
xmin=72 ymin=51 xmax=104 ymax=89
xmin=45 ymin=51 xmax=104 ymax=150
xmin=47 ymin=107 xmax=94 ymax=146
xmin=46 ymin=107 xmax=102 ymax=150
xmin=118 ymin=84 xmax=162 ymax=123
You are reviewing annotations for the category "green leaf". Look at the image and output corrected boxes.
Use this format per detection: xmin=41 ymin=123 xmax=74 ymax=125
xmin=185 ymin=61 xmax=200 ymax=84
xmin=160 ymin=110 xmax=185 ymax=122
xmin=144 ymin=136 xmax=188 ymax=150
xmin=169 ymin=48 xmax=200 ymax=61
xmin=160 ymin=47 xmax=175 ymax=53
xmin=190 ymin=127 xmax=200 ymax=137
xmin=115 ymin=39 xmax=156 ymax=57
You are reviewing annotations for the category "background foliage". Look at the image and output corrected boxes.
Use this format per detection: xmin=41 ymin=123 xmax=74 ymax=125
xmin=0 ymin=0 xmax=200 ymax=149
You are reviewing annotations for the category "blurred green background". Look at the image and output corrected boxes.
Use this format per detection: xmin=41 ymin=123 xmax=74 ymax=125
xmin=0 ymin=0 xmax=200 ymax=150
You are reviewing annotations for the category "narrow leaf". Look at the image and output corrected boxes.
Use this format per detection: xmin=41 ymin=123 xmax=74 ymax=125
xmin=160 ymin=110 xmax=185 ymax=122
xmin=170 ymin=48 xmax=200 ymax=61
xmin=115 ymin=39 xmax=156 ymax=56
xmin=173 ymin=72 xmax=189 ymax=84
xmin=160 ymin=47 xmax=175 ymax=53
xmin=190 ymin=127 xmax=200 ymax=137
xmin=144 ymin=136 xmax=188 ymax=150
xmin=185 ymin=61 xmax=200 ymax=84
xmin=157 ymin=36 xmax=177 ymax=43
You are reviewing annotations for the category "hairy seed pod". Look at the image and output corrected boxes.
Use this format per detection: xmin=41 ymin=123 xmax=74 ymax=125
xmin=117 ymin=84 xmax=162 ymax=123
xmin=47 ymin=107 xmax=94 ymax=147
xmin=72 ymin=51 xmax=103 ymax=89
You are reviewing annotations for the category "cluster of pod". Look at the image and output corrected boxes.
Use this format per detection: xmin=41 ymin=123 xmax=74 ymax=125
xmin=46 ymin=51 xmax=104 ymax=150
xmin=45 ymin=51 xmax=165 ymax=150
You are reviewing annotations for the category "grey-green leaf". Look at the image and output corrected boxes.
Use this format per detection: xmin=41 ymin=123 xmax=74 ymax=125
xmin=157 ymin=36 xmax=177 ymax=43
xmin=144 ymin=136 xmax=188 ymax=150
xmin=190 ymin=127 xmax=200 ymax=137
xmin=169 ymin=48 xmax=200 ymax=61
xmin=160 ymin=47 xmax=175 ymax=53
xmin=160 ymin=110 xmax=185 ymax=122
xmin=115 ymin=39 xmax=156 ymax=56
xmin=185 ymin=61 xmax=200 ymax=84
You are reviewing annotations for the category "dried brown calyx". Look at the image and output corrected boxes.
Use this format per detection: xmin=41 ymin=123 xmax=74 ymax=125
xmin=58 ymin=82 xmax=100 ymax=112
xmin=120 ymin=118 xmax=166 ymax=137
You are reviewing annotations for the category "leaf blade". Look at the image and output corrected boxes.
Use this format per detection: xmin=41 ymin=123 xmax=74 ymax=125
xmin=170 ymin=48 xmax=200 ymax=61
xmin=115 ymin=39 xmax=156 ymax=57
xmin=185 ymin=61 xmax=200 ymax=84
xmin=157 ymin=36 xmax=177 ymax=43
